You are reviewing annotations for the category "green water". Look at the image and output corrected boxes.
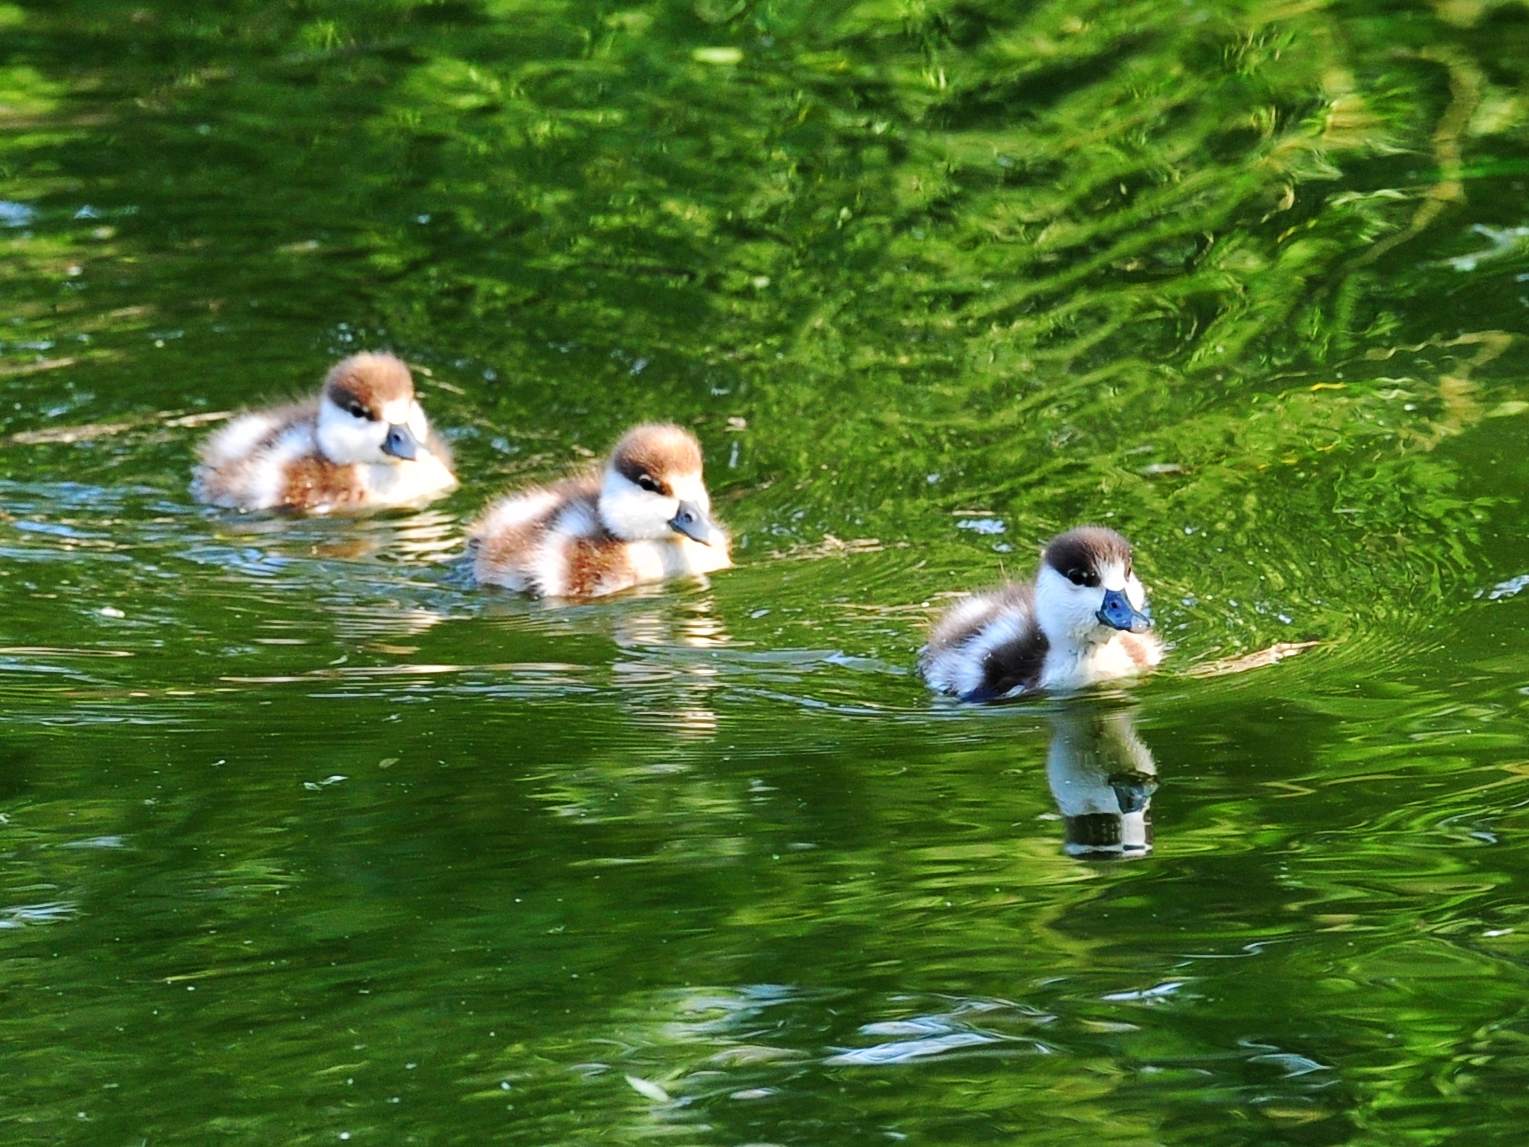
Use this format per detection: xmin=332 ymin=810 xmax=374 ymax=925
xmin=5 ymin=0 xmax=1529 ymax=1142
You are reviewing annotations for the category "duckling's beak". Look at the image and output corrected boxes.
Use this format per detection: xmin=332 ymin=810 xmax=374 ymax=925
xmin=669 ymin=500 xmax=714 ymax=546
xmin=1097 ymin=588 xmax=1152 ymax=633
xmin=382 ymin=423 xmax=418 ymax=461
xmin=1109 ymin=772 xmax=1158 ymax=814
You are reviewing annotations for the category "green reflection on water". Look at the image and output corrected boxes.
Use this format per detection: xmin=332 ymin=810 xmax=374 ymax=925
xmin=3 ymin=0 xmax=1529 ymax=1143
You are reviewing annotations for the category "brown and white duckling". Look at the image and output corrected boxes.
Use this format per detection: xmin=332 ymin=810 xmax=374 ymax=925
xmin=920 ymin=526 xmax=1163 ymax=702
xmin=192 ymin=352 xmax=457 ymax=514
xmin=468 ymin=422 xmax=731 ymax=598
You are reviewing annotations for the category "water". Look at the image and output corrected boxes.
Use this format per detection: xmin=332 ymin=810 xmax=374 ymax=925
xmin=4 ymin=1 xmax=1529 ymax=1142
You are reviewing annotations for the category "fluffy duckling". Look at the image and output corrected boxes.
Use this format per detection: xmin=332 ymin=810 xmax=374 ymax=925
xmin=920 ymin=526 xmax=1163 ymax=702
xmin=468 ymin=423 xmax=731 ymax=598
xmin=192 ymin=352 xmax=457 ymax=513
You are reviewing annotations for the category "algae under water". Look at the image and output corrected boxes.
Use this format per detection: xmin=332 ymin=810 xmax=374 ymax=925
xmin=4 ymin=1 xmax=1529 ymax=1143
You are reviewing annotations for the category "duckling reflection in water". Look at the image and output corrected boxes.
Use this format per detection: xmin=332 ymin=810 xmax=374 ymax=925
xmin=610 ymin=594 xmax=732 ymax=739
xmin=212 ymin=506 xmax=464 ymax=565
xmin=1047 ymin=706 xmax=1157 ymax=861
xmin=921 ymin=526 xmax=1163 ymax=702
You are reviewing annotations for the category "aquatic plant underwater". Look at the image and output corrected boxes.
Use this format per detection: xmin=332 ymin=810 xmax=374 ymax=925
xmin=4 ymin=1 xmax=1529 ymax=1142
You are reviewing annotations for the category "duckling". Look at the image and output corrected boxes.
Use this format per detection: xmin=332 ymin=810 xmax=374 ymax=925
xmin=468 ymin=422 xmax=731 ymax=598
xmin=192 ymin=352 xmax=457 ymax=513
xmin=920 ymin=526 xmax=1163 ymax=702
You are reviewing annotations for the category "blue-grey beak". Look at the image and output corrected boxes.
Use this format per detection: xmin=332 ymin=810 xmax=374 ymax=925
xmin=1097 ymin=588 xmax=1151 ymax=633
xmin=668 ymin=500 xmax=714 ymax=546
xmin=1109 ymin=773 xmax=1158 ymax=814
xmin=382 ymin=423 xmax=418 ymax=461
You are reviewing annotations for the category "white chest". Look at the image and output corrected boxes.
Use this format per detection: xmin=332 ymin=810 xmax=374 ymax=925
xmin=1040 ymin=636 xmax=1142 ymax=692
xmin=622 ymin=537 xmax=732 ymax=585
xmin=354 ymin=452 xmax=458 ymax=508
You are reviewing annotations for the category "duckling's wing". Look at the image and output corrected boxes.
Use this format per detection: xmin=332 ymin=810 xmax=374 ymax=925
xmin=196 ymin=400 xmax=314 ymax=465
xmin=468 ymin=474 xmax=603 ymax=593
xmin=193 ymin=400 xmax=321 ymax=509
xmin=962 ymin=606 xmax=1048 ymax=703
xmin=922 ymin=582 xmax=1046 ymax=702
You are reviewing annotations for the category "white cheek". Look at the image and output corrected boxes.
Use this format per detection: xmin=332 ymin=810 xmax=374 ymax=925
xmin=1045 ymin=566 xmax=1122 ymax=639
xmin=316 ymin=402 xmax=386 ymax=464
xmin=1098 ymin=560 xmax=1127 ymax=593
xmin=1076 ymin=586 xmax=1108 ymax=627
xmin=598 ymin=471 xmax=677 ymax=540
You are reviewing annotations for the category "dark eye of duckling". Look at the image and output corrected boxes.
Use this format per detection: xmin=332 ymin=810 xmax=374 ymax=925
xmin=636 ymin=473 xmax=661 ymax=494
xmin=346 ymin=401 xmax=374 ymax=421
xmin=1066 ymin=567 xmax=1100 ymax=588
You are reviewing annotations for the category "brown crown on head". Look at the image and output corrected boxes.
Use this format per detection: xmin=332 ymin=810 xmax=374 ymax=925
xmin=1042 ymin=526 xmax=1135 ymax=579
xmin=323 ymin=352 xmax=415 ymax=418
xmin=610 ymin=423 xmax=704 ymax=492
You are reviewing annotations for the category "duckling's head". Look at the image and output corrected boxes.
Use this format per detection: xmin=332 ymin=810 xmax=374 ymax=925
xmin=598 ymin=423 xmax=720 ymax=545
xmin=315 ymin=352 xmax=432 ymax=466
xmin=1033 ymin=527 xmax=1153 ymax=647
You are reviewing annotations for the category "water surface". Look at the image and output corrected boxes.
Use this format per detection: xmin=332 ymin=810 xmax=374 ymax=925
xmin=4 ymin=1 xmax=1529 ymax=1143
